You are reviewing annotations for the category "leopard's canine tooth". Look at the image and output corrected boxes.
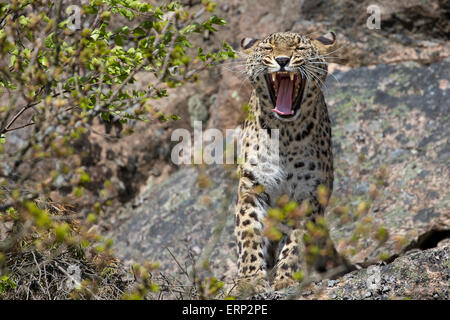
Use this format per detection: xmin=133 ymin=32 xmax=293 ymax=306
xmin=290 ymin=73 xmax=294 ymax=81
xmin=271 ymin=73 xmax=276 ymax=82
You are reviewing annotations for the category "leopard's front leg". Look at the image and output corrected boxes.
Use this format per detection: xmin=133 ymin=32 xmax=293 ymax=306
xmin=272 ymin=228 xmax=307 ymax=290
xmin=235 ymin=174 xmax=271 ymax=293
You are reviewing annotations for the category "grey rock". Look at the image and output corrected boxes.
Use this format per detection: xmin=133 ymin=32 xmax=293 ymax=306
xmin=354 ymin=182 xmax=369 ymax=195
xmin=389 ymin=148 xmax=408 ymax=162
xmin=188 ymin=94 xmax=209 ymax=127
xmin=327 ymin=280 xmax=338 ymax=287
xmin=302 ymin=244 xmax=449 ymax=300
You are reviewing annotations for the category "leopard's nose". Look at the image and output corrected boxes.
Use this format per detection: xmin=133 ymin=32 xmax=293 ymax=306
xmin=275 ymin=56 xmax=290 ymax=68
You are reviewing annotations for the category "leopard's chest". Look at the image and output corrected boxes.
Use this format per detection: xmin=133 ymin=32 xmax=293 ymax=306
xmin=239 ymin=114 xmax=332 ymax=204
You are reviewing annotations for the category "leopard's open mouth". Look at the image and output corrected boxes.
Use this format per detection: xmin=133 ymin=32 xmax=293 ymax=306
xmin=264 ymin=72 xmax=306 ymax=119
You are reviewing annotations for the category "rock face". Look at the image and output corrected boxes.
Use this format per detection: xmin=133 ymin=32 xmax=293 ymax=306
xmin=113 ymin=165 xmax=239 ymax=280
xmin=111 ymin=59 xmax=449 ymax=299
xmin=301 ymin=242 xmax=449 ymax=300
xmin=327 ymin=59 xmax=450 ymax=266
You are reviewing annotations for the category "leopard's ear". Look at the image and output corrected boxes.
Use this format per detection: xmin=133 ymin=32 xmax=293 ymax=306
xmin=241 ymin=37 xmax=260 ymax=52
xmin=312 ymin=32 xmax=336 ymax=55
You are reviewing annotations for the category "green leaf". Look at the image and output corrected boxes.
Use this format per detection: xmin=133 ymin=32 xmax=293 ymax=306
xmin=114 ymin=35 xmax=124 ymax=45
xmin=153 ymin=7 xmax=164 ymax=19
xmin=9 ymin=55 xmax=16 ymax=68
xmin=45 ymin=32 xmax=55 ymax=48
xmin=38 ymin=56 xmax=49 ymax=68
xmin=210 ymin=15 xmax=226 ymax=26
xmin=140 ymin=21 xmax=153 ymax=29
xmin=18 ymin=15 xmax=31 ymax=27
xmin=133 ymin=27 xmax=145 ymax=37
xmin=101 ymin=112 xmax=111 ymax=122
xmin=180 ymin=24 xmax=197 ymax=34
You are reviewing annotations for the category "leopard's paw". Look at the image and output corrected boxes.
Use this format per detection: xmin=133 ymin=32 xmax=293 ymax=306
xmin=235 ymin=276 xmax=271 ymax=297
xmin=272 ymin=276 xmax=298 ymax=291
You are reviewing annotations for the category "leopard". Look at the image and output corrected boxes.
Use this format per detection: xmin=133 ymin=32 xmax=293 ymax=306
xmin=234 ymin=31 xmax=349 ymax=292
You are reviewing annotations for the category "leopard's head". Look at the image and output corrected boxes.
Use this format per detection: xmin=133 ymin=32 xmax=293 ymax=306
xmin=241 ymin=32 xmax=336 ymax=121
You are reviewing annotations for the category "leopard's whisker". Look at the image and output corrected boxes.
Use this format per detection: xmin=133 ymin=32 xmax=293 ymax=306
xmin=304 ymin=64 xmax=327 ymax=73
xmin=298 ymin=67 xmax=311 ymax=87
xmin=305 ymin=63 xmax=342 ymax=87
xmin=304 ymin=67 xmax=329 ymax=95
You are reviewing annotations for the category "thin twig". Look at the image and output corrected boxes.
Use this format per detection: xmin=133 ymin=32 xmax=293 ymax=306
xmin=43 ymin=263 xmax=52 ymax=300
xmin=2 ymin=122 xmax=35 ymax=133
xmin=165 ymin=247 xmax=191 ymax=282
xmin=0 ymin=104 xmax=34 ymax=134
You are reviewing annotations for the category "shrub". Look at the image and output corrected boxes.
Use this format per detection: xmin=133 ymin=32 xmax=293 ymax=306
xmin=0 ymin=0 xmax=234 ymax=299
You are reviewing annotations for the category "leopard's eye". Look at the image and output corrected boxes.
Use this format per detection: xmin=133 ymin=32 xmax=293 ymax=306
xmin=260 ymin=45 xmax=273 ymax=51
xmin=296 ymin=46 xmax=308 ymax=51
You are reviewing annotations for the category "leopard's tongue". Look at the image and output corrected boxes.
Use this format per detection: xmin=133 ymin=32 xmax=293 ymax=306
xmin=272 ymin=77 xmax=294 ymax=115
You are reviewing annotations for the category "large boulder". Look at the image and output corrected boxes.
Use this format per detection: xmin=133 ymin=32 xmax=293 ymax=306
xmin=112 ymin=165 xmax=239 ymax=280
xmin=328 ymin=59 xmax=449 ymax=265
xmin=300 ymin=241 xmax=449 ymax=300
